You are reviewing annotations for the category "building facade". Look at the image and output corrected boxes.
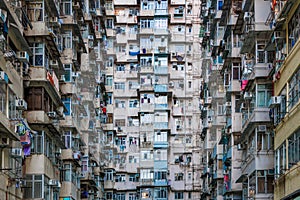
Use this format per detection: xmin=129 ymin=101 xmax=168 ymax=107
xmin=101 ymin=0 xmax=203 ymax=199
xmin=0 ymin=0 xmax=107 ymax=199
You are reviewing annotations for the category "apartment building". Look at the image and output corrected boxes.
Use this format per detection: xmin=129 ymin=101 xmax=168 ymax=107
xmin=0 ymin=0 xmax=107 ymax=199
xmin=267 ymin=1 xmax=300 ymax=200
xmin=200 ymin=0 xmax=276 ymax=199
xmin=100 ymin=0 xmax=203 ymax=199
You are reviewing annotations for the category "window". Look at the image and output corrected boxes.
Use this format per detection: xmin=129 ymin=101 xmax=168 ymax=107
xmin=106 ymin=18 xmax=114 ymax=28
xmin=288 ymin=70 xmax=300 ymax=110
xmin=140 ymin=169 xmax=153 ymax=180
xmin=154 ymin=149 xmax=167 ymax=161
xmin=30 ymin=43 xmax=44 ymax=66
xmin=154 ymin=18 xmax=168 ymax=29
xmin=105 ymin=76 xmax=113 ymax=86
xmin=115 ymin=119 xmax=126 ymax=126
xmin=62 ymin=164 xmax=71 ymax=182
xmin=62 ymin=97 xmax=72 ymax=116
xmin=129 ymin=99 xmax=139 ymax=107
xmin=105 ymin=1 xmax=113 ymax=10
xmin=257 ymin=84 xmax=272 ymax=107
xmin=116 ymin=45 xmax=126 ymax=53
xmin=115 ymin=99 xmax=126 ymax=108
xmin=62 ymin=31 xmax=72 ymax=49
xmin=24 ymin=174 xmax=43 ymax=199
xmin=129 ymin=155 xmax=139 ymax=163
xmin=31 ymin=131 xmax=44 ymax=154
xmin=60 ymin=0 xmax=72 ymax=15
xmin=63 ymin=64 xmax=73 ymax=82
xmin=129 ymin=193 xmax=137 ymax=200
xmin=175 ymin=173 xmax=184 ymax=181
xmin=105 ymin=169 xmax=114 ymax=181
xmin=154 ymin=171 xmax=167 ymax=180
xmin=218 ymin=0 xmax=223 ymax=10
xmin=27 ymin=2 xmax=43 ymax=21
xmin=155 ymin=187 xmax=167 ymax=198
xmin=288 ymin=130 xmax=300 ymax=168
xmin=129 ymin=81 xmax=139 ymax=90
xmin=140 ymin=19 xmax=154 ymax=29
xmin=175 ymin=192 xmax=184 ymax=199
xmin=174 ymin=7 xmax=184 ymax=17
xmin=141 ymin=150 xmax=153 ymax=160
xmin=115 ymin=175 xmax=126 ymax=182
xmin=81 ymin=156 xmax=88 ymax=172
xmin=114 ymin=82 xmax=125 ymax=90
xmin=116 ymin=193 xmax=126 ymax=200
xmin=154 ymin=131 xmax=167 ymax=142
xmin=116 ymin=64 xmax=125 ymax=71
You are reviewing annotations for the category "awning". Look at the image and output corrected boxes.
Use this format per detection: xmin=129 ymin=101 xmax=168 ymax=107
xmin=235 ymin=174 xmax=247 ymax=183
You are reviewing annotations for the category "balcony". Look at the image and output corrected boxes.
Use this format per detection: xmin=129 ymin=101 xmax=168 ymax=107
xmin=141 ymin=141 xmax=153 ymax=148
xmin=154 ymin=179 xmax=168 ymax=186
xmin=0 ymin=112 xmax=18 ymax=140
xmin=140 ymin=103 xmax=154 ymax=112
xmin=103 ymin=180 xmax=115 ymax=189
xmin=232 ymin=113 xmax=242 ymax=133
xmin=139 ymin=28 xmax=154 ymax=34
xmin=25 ymin=154 xmax=60 ymax=180
xmin=154 ymin=66 xmax=168 ymax=74
xmin=154 ymin=122 xmax=168 ymax=129
xmin=139 ymin=9 xmax=155 ymax=16
xmin=154 ymin=84 xmax=168 ymax=92
xmin=140 ymin=179 xmax=154 ymax=186
xmin=61 ymin=149 xmax=81 ymax=163
xmin=28 ymin=67 xmax=61 ymax=103
xmin=140 ymin=84 xmax=154 ymax=92
xmin=153 ymin=141 xmax=168 ymax=148
xmin=60 ymin=115 xmax=80 ymax=131
xmin=242 ymin=107 xmax=271 ymax=134
xmin=60 ymin=82 xmax=78 ymax=95
xmin=241 ymin=152 xmax=274 ymax=175
xmin=247 ymin=63 xmax=272 ymax=80
xmin=140 ymin=66 xmax=153 ymax=73
xmin=227 ymin=80 xmax=241 ymax=93
xmin=154 ymin=103 xmax=168 ymax=110
xmin=170 ymin=0 xmax=185 ymax=5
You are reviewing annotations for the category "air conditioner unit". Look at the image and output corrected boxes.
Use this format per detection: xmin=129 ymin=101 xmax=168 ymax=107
xmin=257 ymin=125 xmax=267 ymax=132
xmin=16 ymin=51 xmax=29 ymax=62
xmin=237 ymin=143 xmax=245 ymax=150
xmin=149 ymin=36 xmax=154 ymax=41
xmin=169 ymin=81 xmax=174 ymax=88
xmin=270 ymin=96 xmax=282 ymax=105
xmin=50 ymin=60 xmax=58 ymax=67
xmin=15 ymin=99 xmax=27 ymax=110
xmin=172 ymin=52 xmax=176 ymax=57
xmin=47 ymin=111 xmax=57 ymax=118
xmin=176 ymin=125 xmax=182 ymax=130
xmin=225 ymin=102 xmax=231 ymax=107
xmin=88 ymin=35 xmax=94 ymax=40
xmin=11 ymin=148 xmax=22 ymax=157
xmin=117 ymin=126 xmax=122 ymax=132
xmin=274 ymin=31 xmax=285 ymax=40
xmin=72 ymin=72 xmax=79 ymax=77
xmin=72 ymin=1 xmax=80 ymax=9
xmin=60 ymin=75 xmax=66 ymax=82
xmin=186 ymin=50 xmax=191 ymax=55
xmin=49 ymin=179 xmax=60 ymax=186
xmin=129 ymin=9 xmax=133 ymax=16
xmin=50 ymin=17 xmax=58 ymax=23
xmin=73 ymin=36 xmax=79 ymax=42
xmin=244 ymin=92 xmax=252 ymax=100
xmin=244 ymin=12 xmax=252 ymax=21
